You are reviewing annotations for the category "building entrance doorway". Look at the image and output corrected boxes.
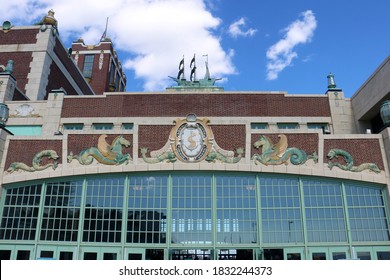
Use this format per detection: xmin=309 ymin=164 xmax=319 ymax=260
xmin=80 ymin=247 xmax=122 ymax=260
xmin=37 ymin=246 xmax=76 ymax=260
xmin=171 ymin=249 xmax=212 ymax=260
xmin=263 ymin=248 xmax=304 ymax=260
xmin=263 ymin=249 xmax=284 ymax=260
xmin=217 ymin=249 xmax=254 ymax=260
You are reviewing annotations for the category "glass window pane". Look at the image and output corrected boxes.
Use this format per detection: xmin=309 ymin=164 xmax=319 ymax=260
xmin=345 ymin=182 xmax=389 ymax=242
xmin=82 ymin=54 xmax=94 ymax=78
xmin=127 ymin=175 xmax=168 ymax=244
xmin=0 ymin=184 xmax=42 ymax=241
xmin=302 ymin=179 xmax=347 ymax=243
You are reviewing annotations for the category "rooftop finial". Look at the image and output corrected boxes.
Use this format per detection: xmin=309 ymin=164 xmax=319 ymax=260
xmin=43 ymin=9 xmax=57 ymax=26
xmin=327 ymin=72 xmax=336 ymax=89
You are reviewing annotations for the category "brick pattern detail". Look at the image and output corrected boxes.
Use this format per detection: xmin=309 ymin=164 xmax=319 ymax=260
xmin=211 ymin=125 xmax=246 ymax=155
xmin=12 ymin=87 xmax=28 ymax=101
xmin=138 ymin=126 xmax=172 ymax=157
xmin=324 ymin=139 xmax=384 ymax=170
xmin=62 ymin=94 xmax=331 ymax=118
xmin=48 ymin=38 xmax=94 ymax=96
xmin=67 ymin=134 xmax=133 ymax=157
xmin=46 ymin=63 xmax=74 ymax=98
xmin=71 ymin=41 xmax=126 ymax=95
xmin=76 ymin=53 xmax=110 ymax=95
xmin=5 ymin=140 xmax=62 ymax=169
xmin=0 ymin=29 xmax=38 ymax=44
xmin=0 ymin=52 xmax=33 ymax=93
xmin=251 ymin=133 xmax=319 ymax=157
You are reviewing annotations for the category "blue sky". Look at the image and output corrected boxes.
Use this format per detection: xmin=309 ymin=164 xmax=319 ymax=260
xmin=2 ymin=0 xmax=390 ymax=97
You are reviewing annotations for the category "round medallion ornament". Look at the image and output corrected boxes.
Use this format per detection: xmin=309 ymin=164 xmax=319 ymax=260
xmin=170 ymin=114 xmax=213 ymax=162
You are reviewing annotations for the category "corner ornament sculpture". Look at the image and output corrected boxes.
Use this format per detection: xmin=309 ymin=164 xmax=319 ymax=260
xmin=327 ymin=148 xmax=380 ymax=173
xmin=252 ymin=134 xmax=317 ymax=165
xmin=68 ymin=135 xmax=131 ymax=165
xmin=7 ymin=150 xmax=59 ymax=173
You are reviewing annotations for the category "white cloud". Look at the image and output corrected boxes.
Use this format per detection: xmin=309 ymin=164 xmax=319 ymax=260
xmin=3 ymin=0 xmax=236 ymax=91
xmin=228 ymin=17 xmax=257 ymax=38
xmin=266 ymin=10 xmax=317 ymax=80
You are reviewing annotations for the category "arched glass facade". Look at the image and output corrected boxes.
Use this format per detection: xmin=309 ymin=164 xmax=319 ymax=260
xmin=0 ymin=172 xmax=389 ymax=260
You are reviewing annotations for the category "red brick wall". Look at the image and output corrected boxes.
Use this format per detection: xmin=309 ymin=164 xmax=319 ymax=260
xmin=0 ymin=29 xmax=38 ymax=44
xmin=67 ymin=134 xmax=133 ymax=156
xmin=62 ymin=94 xmax=331 ymax=118
xmin=0 ymin=52 xmax=33 ymax=93
xmin=51 ymin=38 xmax=94 ymax=96
xmin=324 ymin=139 xmax=384 ymax=170
xmin=138 ymin=125 xmax=172 ymax=157
xmin=46 ymin=63 xmax=75 ymax=98
xmin=87 ymin=52 xmax=110 ymax=94
xmin=12 ymin=87 xmax=28 ymax=100
xmin=5 ymin=140 xmax=62 ymax=169
xmin=251 ymin=133 xmax=319 ymax=157
xmin=72 ymin=41 xmax=122 ymax=95
xmin=211 ymin=125 xmax=246 ymax=155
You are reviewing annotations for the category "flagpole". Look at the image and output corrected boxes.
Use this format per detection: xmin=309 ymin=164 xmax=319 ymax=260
xmin=101 ymin=17 xmax=109 ymax=41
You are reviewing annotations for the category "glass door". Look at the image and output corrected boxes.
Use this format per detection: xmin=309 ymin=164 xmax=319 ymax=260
xmin=351 ymin=246 xmax=373 ymax=260
xmin=37 ymin=246 xmax=76 ymax=260
xmin=308 ymin=247 xmax=328 ymax=260
xmin=80 ymin=247 xmax=122 ymax=260
xmin=125 ymin=248 xmax=145 ymax=260
xmin=329 ymin=247 xmax=350 ymax=260
xmin=308 ymin=247 xmax=350 ymax=260
xmin=0 ymin=245 xmax=34 ymax=260
xmin=284 ymin=247 xmax=304 ymax=260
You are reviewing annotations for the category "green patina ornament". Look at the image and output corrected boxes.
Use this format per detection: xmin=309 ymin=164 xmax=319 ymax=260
xmin=167 ymin=54 xmax=223 ymax=92
xmin=205 ymin=147 xmax=244 ymax=164
xmin=327 ymin=148 xmax=380 ymax=173
xmin=68 ymin=135 xmax=131 ymax=165
xmin=7 ymin=150 xmax=59 ymax=173
xmin=252 ymin=135 xmax=317 ymax=166
xmin=0 ymin=60 xmax=14 ymax=74
xmin=140 ymin=147 xmax=177 ymax=163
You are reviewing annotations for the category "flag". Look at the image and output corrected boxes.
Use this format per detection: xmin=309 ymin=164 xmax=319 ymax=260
xmin=190 ymin=66 xmax=197 ymax=81
xmin=178 ymin=57 xmax=184 ymax=70
xmin=190 ymin=54 xmax=196 ymax=69
xmin=177 ymin=68 xmax=184 ymax=79
xmin=177 ymin=56 xmax=185 ymax=79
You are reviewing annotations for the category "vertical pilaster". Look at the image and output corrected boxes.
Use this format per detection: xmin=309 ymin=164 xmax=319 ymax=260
xmin=42 ymin=89 xmax=64 ymax=136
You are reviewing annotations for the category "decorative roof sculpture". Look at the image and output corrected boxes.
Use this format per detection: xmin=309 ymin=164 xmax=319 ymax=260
xmin=167 ymin=54 xmax=224 ymax=92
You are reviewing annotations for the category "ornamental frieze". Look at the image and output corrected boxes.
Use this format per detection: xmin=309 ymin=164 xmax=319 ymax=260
xmin=7 ymin=150 xmax=59 ymax=173
xmin=68 ymin=134 xmax=132 ymax=165
xmin=252 ymin=134 xmax=318 ymax=165
xmin=327 ymin=149 xmax=380 ymax=173
xmin=140 ymin=114 xmax=243 ymax=164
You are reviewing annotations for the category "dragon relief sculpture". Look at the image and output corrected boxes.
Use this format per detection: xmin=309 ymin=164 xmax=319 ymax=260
xmin=68 ymin=135 xmax=131 ymax=165
xmin=205 ymin=147 xmax=244 ymax=163
xmin=140 ymin=147 xmax=177 ymax=163
xmin=7 ymin=150 xmax=59 ymax=173
xmin=327 ymin=148 xmax=381 ymax=173
xmin=252 ymin=134 xmax=318 ymax=165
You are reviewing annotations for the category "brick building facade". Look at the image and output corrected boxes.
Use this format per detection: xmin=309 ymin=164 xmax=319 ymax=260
xmin=0 ymin=14 xmax=389 ymax=260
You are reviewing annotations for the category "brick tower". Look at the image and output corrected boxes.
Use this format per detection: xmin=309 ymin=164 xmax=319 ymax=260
xmin=71 ymin=37 xmax=127 ymax=95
